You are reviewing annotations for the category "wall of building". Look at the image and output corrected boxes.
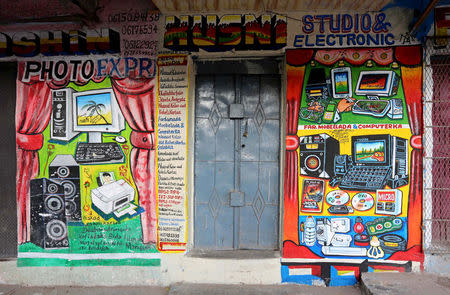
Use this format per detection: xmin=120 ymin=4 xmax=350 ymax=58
xmin=0 ymin=0 xmax=434 ymax=286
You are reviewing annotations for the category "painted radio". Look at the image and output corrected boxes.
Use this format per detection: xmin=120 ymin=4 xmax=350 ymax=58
xmin=305 ymin=68 xmax=331 ymax=101
xmin=299 ymin=133 xmax=340 ymax=179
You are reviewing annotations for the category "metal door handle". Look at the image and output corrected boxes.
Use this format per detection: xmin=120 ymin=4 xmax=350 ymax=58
xmin=229 ymin=191 xmax=244 ymax=207
xmin=229 ymin=104 xmax=244 ymax=119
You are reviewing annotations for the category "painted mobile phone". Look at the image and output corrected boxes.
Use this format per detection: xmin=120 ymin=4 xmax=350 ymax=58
xmin=322 ymin=103 xmax=338 ymax=123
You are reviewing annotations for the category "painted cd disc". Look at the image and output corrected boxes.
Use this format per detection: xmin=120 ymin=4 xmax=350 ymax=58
xmin=351 ymin=192 xmax=374 ymax=211
xmin=325 ymin=190 xmax=350 ymax=206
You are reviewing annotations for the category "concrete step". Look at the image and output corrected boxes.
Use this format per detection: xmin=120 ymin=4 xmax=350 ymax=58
xmin=168 ymin=283 xmax=361 ymax=295
xmin=0 ymin=285 xmax=169 ymax=295
xmin=360 ymin=272 xmax=450 ymax=295
xmin=0 ymin=283 xmax=360 ymax=295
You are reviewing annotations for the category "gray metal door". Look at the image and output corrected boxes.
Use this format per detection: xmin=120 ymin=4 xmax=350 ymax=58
xmin=0 ymin=62 xmax=17 ymax=257
xmin=194 ymin=73 xmax=280 ymax=250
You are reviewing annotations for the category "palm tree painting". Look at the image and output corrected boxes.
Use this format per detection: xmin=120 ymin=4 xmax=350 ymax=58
xmin=76 ymin=92 xmax=113 ymax=126
xmin=82 ymin=100 xmax=110 ymax=124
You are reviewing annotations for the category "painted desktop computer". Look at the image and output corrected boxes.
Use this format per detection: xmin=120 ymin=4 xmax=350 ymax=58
xmin=50 ymin=88 xmax=79 ymax=142
xmin=337 ymin=134 xmax=409 ymax=191
xmin=50 ymin=88 xmax=126 ymax=164
xmin=355 ymin=71 xmax=399 ymax=98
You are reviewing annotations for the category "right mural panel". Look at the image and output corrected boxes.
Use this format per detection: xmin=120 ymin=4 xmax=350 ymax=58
xmin=282 ymin=46 xmax=423 ymax=286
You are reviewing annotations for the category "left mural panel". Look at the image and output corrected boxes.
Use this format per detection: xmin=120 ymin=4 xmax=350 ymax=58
xmin=16 ymin=58 xmax=160 ymax=266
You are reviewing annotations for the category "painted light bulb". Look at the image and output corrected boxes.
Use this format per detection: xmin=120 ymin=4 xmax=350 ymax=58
xmin=367 ymin=236 xmax=384 ymax=259
xmin=353 ymin=217 xmax=364 ymax=234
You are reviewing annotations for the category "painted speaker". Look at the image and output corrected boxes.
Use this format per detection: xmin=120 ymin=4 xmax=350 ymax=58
xmin=30 ymin=178 xmax=69 ymax=249
xmin=49 ymin=155 xmax=82 ymax=222
xmin=299 ymin=133 xmax=340 ymax=179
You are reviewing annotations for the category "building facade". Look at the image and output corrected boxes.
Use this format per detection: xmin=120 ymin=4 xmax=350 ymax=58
xmin=0 ymin=0 xmax=448 ymax=286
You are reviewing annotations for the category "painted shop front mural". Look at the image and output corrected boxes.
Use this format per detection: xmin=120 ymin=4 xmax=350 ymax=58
xmin=282 ymin=46 xmax=423 ymax=285
xmin=16 ymin=55 xmax=189 ymax=266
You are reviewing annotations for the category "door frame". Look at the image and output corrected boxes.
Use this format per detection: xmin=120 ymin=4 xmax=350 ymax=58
xmin=185 ymin=55 xmax=287 ymax=254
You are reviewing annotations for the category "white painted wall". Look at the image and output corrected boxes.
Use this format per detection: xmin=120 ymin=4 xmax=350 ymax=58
xmin=0 ymin=254 xmax=283 ymax=286
xmin=424 ymin=254 xmax=450 ymax=277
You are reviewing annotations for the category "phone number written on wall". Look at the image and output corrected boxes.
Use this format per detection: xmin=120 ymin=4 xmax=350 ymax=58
xmin=108 ymin=10 xmax=159 ymax=57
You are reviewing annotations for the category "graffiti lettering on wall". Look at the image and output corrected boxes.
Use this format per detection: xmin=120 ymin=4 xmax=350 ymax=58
xmin=156 ymin=55 xmax=188 ymax=252
xmin=282 ymin=46 xmax=423 ymax=285
xmin=21 ymin=57 xmax=156 ymax=82
xmin=0 ymin=29 xmax=120 ymax=58
xmin=293 ymin=13 xmax=396 ymax=48
xmin=1 ymin=2 xmax=160 ymax=59
xmin=16 ymin=57 xmax=162 ymax=266
xmin=164 ymin=14 xmax=287 ymax=51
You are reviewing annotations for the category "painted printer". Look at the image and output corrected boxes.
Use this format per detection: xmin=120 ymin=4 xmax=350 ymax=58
xmin=91 ymin=179 xmax=135 ymax=214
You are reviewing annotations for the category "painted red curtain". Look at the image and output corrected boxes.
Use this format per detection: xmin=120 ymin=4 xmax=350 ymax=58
xmin=395 ymin=46 xmax=423 ymax=252
xmin=16 ymin=68 xmax=52 ymax=244
xmin=111 ymin=77 xmax=157 ymax=244
xmin=315 ymin=48 xmax=393 ymax=66
xmin=283 ymin=49 xmax=313 ymax=246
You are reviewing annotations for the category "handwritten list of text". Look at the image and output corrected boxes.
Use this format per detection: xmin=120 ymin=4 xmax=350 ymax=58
xmin=156 ymin=55 xmax=188 ymax=251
